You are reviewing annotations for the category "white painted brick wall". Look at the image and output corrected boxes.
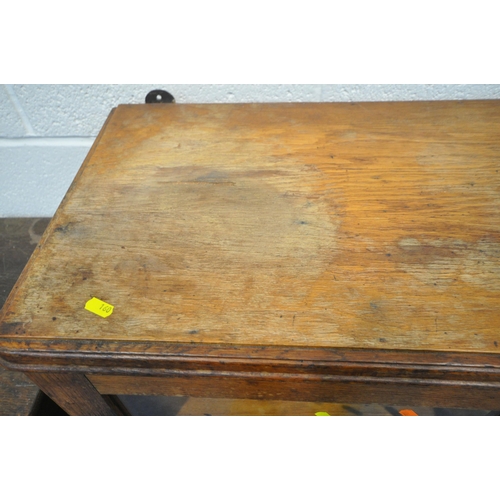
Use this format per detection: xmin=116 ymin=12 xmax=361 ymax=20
xmin=1 ymin=84 xmax=500 ymax=217
xmin=0 ymin=145 xmax=90 ymax=217
xmin=0 ymin=86 xmax=26 ymax=137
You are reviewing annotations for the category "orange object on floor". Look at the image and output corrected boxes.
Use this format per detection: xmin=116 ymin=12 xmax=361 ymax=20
xmin=399 ymin=409 xmax=418 ymax=416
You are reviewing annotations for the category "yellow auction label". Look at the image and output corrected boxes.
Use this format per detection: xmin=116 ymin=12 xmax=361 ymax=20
xmin=84 ymin=297 xmax=114 ymax=318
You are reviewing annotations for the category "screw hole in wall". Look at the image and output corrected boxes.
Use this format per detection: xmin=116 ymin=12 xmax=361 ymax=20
xmin=145 ymin=90 xmax=175 ymax=104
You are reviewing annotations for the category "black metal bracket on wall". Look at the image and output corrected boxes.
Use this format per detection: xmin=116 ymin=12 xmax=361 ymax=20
xmin=145 ymin=90 xmax=175 ymax=104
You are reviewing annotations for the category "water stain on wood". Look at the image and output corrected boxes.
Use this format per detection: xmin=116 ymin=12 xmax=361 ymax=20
xmin=1 ymin=102 xmax=500 ymax=354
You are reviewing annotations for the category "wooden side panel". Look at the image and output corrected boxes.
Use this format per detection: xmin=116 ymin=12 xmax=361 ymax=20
xmin=88 ymin=373 xmax=500 ymax=410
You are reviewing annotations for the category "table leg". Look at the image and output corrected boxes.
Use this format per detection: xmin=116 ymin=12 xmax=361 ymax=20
xmin=26 ymin=372 xmax=122 ymax=416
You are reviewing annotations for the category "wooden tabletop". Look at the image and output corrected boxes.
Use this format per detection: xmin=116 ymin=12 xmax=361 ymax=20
xmin=1 ymin=101 xmax=500 ymax=356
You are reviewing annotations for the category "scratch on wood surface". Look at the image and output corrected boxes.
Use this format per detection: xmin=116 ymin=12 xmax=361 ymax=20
xmin=158 ymin=180 xmax=237 ymax=186
xmin=2 ymin=101 xmax=500 ymax=353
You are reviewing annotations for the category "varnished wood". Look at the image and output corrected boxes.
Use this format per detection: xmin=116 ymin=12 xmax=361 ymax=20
xmin=118 ymin=395 xmax=424 ymax=416
xmin=2 ymin=102 xmax=500 ymax=352
xmin=174 ymin=398 xmax=394 ymax=416
xmin=173 ymin=398 xmax=447 ymax=416
xmin=89 ymin=373 xmax=500 ymax=410
xmin=1 ymin=101 xmax=500 ymax=412
xmin=3 ymin=340 xmax=500 ymax=386
xmin=26 ymin=372 xmax=118 ymax=416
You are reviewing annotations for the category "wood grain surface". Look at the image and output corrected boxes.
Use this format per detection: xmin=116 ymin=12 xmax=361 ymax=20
xmin=26 ymin=372 xmax=117 ymax=416
xmin=1 ymin=101 xmax=500 ymax=353
xmin=89 ymin=372 xmax=500 ymax=410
